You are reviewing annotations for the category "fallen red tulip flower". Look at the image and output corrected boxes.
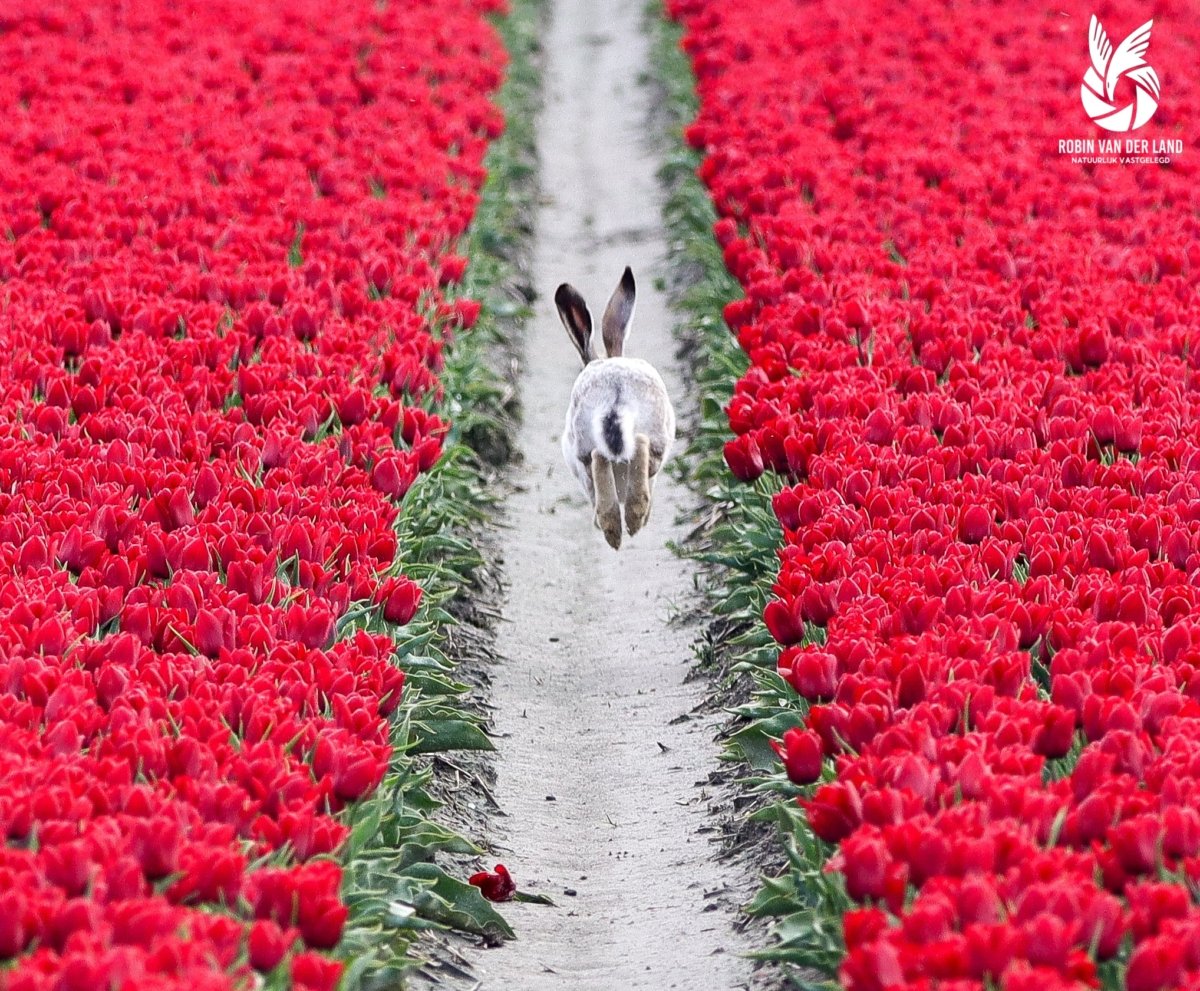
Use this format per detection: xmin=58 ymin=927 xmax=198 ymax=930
xmin=469 ymin=864 xmax=517 ymax=903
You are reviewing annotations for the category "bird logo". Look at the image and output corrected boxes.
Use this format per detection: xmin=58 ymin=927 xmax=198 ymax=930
xmin=1080 ymin=16 xmax=1160 ymax=132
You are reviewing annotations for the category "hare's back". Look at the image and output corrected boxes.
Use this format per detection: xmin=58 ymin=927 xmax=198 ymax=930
xmin=570 ymin=358 xmax=675 ymax=451
xmin=572 ymin=357 xmax=668 ymax=403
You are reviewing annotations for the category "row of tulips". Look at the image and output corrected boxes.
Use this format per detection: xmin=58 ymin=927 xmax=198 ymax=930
xmin=669 ymin=0 xmax=1200 ymax=987
xmin=0 ymin=0 xmax=507 ymax=988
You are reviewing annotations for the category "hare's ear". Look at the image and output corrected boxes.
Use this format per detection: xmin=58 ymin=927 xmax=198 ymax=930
xmin=555 ymin=283 xmax=595 ymax=364
xmin=601 ymin=267 xmax=636 ymax=358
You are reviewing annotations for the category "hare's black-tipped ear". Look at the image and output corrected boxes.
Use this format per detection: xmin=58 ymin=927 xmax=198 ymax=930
xmin=601 ymin=266 xmax=636 ymax=358
xmin=555 ymin=283 xmax=595 ymax=364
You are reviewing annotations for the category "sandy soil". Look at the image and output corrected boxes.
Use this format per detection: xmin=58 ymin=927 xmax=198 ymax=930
xmin=473 ymin=1 xmax=754 ymax=988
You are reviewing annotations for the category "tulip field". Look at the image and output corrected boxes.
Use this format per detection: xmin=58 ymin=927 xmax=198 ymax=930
xmin=0 ymin=0 xmax=508 ymax=987
xmin=667 ymin=0 xmax=1200 ymax=988
xmin=4 ymin=0 xmax=1200 ymax=987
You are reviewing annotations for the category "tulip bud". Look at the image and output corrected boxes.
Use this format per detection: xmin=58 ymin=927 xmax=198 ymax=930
xmin=377 ymin=576 xmax=423 ymax=626
xmin=438 ymin=254 xmax=468 ymax=286
xmin=841 ymin=832 xmax=890 ymax=902
xmin=763 ymin=597 xmax=806 ymax=646
xmin=771 ymin=728 xmax=823 ymax=784
xmin=723 ymin=433 xmax=765 ymax=482
xmin=248 ymin=920 xmax=295 ymax=972
xmin=780 ymin=647 xmax=838 ymax=700
xmin=291 ymin=951 xmax=344 ymax=991
xmin=958 ymin=504 xmax=991 ymax=543
xmin=801 ymin=781 xmax=862 ymax=843
xmin=1126 ymin=935 xmax=1185 ymax=991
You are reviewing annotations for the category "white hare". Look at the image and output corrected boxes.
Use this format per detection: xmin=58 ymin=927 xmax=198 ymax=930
xmin=555 ymin=267 xmax=676 ymax=550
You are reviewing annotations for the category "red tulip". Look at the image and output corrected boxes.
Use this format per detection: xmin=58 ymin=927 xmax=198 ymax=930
xmin=248 ymin=920 xmax=295 ymax=972
xmin=298 ymin=900 xmax=348 ymax=950
xmin=291 ymin=951 xmax=344 ymax=991
xmin=771 ymin=728 xmax=823 ymax=784
xmin=371 ymin=452 xmax=419 ymax=500
xmin=438 ymin=254 xmax=469 ymax=286
xmin=0 ymin=889 xmax=28 ymax=958
xmin=1031 ymin=705 xmax=1076 ymax=758
xmin=902 ymin=897 xmax=955 ymax=940
xmin=1081 ymin=890 xmax=1126 ymax=960
xmin=780 ymin=647 xmax=838 ymax=701
xmin=452 ymin=297 xmax=482 ymax=328
xmin=802 ymin=782 xmax=863 ymax=844
xmin=1126 ymin=936 xmax=1186 ymax=991
xmin=1162 ymin=805 xmax=1200 ymax=859
xmin=764 ymin=597 xmax=806 ymax=646
xmin=1110 ymin=815 xmax=1162 ymax=875
xmin=723 ymin=434 xmax=765 ymax=482
xmin=377 ymin=576 xmax=423 ymax=625
xmin=330 ymin=752 xmax=387 ymax=803
xmin=469 ymin=864 xmax=516 ymax=902
xmin=958 ymin=504 xmax=991 ymax=544
xmin=840 ymin=940 xmax=904 ymax=991
xmin=840 ymin=832 xmax=891 ymax=902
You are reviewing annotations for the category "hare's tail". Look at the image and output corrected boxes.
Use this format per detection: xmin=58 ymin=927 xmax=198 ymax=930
xmin=594 ymin=405 xmax=635 ymax=463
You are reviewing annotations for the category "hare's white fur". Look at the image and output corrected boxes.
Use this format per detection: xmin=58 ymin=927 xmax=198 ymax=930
xmin=555 ymin=268 xmax=676 ymax=550
xmin=562 ymin=357 xmax=675 ymax=496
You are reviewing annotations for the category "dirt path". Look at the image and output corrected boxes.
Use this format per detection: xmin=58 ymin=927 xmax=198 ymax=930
xmin=475 ymin=1 xmax=752 ymax=989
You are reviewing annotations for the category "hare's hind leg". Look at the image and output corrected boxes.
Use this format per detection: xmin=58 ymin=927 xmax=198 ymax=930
xmin=624 ymin=434 xmax=652 ymax=536
xmin=611 ymin=460 xmax=631 ymax=504
xmin=591 ymin=451 xmax=622 ymax=550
